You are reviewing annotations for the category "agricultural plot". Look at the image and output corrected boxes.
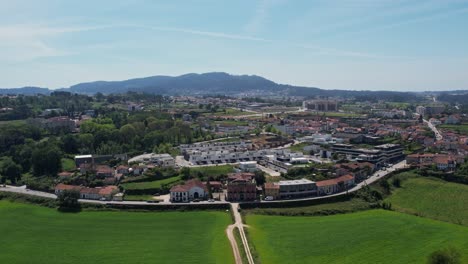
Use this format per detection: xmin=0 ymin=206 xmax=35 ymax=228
xmin=247 ymin=210 xmax=468 ymax=264
xmin=0 ymin=201 xmax=234 ymax=264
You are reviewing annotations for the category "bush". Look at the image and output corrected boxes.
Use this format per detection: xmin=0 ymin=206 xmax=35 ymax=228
xmin=392 ymin=177 xmax=401 ymax=188
xmin=428 ymin=247 xmax=461 ymax=264
xmin=56 ymin=190 xmax=81 ymax=212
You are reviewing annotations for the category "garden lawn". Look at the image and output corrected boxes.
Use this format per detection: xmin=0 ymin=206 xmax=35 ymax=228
xmin=386 ymin=177 xmax=468 ymax=226
xmin=191 ymin=165 xmax=234 ymax=178
xmin=247 ymin=210 xmax=468 ymax=264
xmin=61 ymin=158 xmax=76 ymax=171
xmin=121 ymin=176 xmax=181 ymax=190
xmin=0 ymin=201 xmax=234 ymax=264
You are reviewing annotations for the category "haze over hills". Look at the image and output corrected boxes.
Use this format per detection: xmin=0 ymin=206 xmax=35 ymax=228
xmin=0 ymin=72 xmax=465 ymax=101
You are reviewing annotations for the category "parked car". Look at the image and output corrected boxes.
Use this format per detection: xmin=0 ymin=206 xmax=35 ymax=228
xmin=208 ymin=199 xmax=215 ymax=202
xmin=264 ymin=196 xmax=274 ymax=201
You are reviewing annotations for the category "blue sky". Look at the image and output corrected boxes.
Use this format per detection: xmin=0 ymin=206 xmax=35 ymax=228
xmin=1 ymin=0 xmax=468 ymax=91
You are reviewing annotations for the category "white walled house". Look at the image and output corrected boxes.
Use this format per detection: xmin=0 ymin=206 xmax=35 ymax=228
xmin=170 ymin=179 xmax=208 ymax=202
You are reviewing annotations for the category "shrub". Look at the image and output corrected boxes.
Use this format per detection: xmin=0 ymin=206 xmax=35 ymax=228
xmin=428 ymin=247 xmax=461 ymax=264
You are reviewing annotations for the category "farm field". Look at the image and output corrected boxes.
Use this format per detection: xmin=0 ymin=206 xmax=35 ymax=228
xmin=0 ymin=201 xmax=234 ymax=264
xmin=246 ymin=210 xmax=468 ymax=264
xmin=386 ymin=176 xmax=468 ymax=226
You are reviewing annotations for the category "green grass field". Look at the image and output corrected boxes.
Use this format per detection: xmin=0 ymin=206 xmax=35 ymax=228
xmin=386 ymin=177 xmax=468 ymax=226
xmin=191 ymin=165 xmax=234 ymax=178
xmin=247 ymin=210 xmax=468 ymax=264
xmin=61 ymin=158 xmax=76 ymax=171
xmin=121 ymin=176 xmax=181 ymax=190
xmin=0 ymin=201 xmax=234 ymax=264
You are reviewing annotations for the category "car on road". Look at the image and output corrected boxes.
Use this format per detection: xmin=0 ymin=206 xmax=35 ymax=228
xmin=208 ymin=199 xmax=215 ymax=202
xmin=192 ymin=199 xmax=200 ymax=202
xmin=264 ymin=196 xmax=274 ymax=201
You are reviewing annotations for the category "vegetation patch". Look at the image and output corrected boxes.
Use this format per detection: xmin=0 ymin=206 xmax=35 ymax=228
xmin=0 ymin=200 xmax=234 ymax=264
xmin=386 ymin=176 xmax=468 ymax=226
xmin=247 ymin=210 xmax=468 ymax=264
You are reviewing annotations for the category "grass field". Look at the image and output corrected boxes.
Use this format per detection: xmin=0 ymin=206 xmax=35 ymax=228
xmin=121 ymin=176 xmax=181 ymax=190
xmin=61 ymin=158 xmax=76 ymax=171
xmin=244 ymin=198 xmax=371 ymax=216
xmin=191 ymin=165 xmax=234 ymax=178
xmin=247 ymin=210 xmax=468 ymax=264
xmin=0 ymin=201 xmax=234 ymax=264
xmin=386 ymin=177 xmax=468 ymax=226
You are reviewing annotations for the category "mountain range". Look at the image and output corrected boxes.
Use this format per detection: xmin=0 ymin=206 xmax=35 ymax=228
xmin=0 ymin=72 xmax=465 ymax=101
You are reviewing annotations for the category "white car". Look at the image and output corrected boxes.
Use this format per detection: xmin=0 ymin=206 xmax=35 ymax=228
xmin=264 ymin=196 xmax=274 ymax=201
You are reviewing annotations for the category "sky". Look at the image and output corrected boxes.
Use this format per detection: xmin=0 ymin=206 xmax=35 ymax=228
xmin=1 ymin=0 xmax=468 ymax=91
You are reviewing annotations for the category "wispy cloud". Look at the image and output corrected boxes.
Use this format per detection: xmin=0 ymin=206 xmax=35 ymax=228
xmin=0 ymin=24 xmax=110 ymax=62
xmin=139 ymin=25 xmax=272 ymax=42
xmin=127 ymin=24 xmax=403 ymax=59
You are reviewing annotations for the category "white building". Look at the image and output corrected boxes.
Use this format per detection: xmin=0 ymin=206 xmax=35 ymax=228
xmin=239 ymin=161 xmax=258 ymax=172
xmin=128 ymin=153 xmax=175 ymax=168
xmin=170 ymin=179 xmax=208 ymax=202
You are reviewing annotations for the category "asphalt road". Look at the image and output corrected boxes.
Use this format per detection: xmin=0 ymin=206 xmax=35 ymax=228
xmin=0 ymin=161 xmax=407 ymax=206
xmin=423 ymin=119 xmax=443 ymax=141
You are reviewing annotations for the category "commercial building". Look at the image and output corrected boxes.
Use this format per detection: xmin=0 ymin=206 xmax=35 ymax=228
xmin=303 ymin=100 xmax=338 ymax=112
xmin=264 ymin=178 xmax=317 ymax=199
xmin=331 ymin=143 xmax=404 ymax=167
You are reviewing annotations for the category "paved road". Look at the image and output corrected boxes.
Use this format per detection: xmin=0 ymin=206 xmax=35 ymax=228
xmin=261 ymin=160 xmax=407 ymax=203
xmin=0 ymin=161 xmax=407 ymax=206
xmin=423 ymin=119 xmax=443 ymax=141
xmin=226 ymin=203 xmax=255 ymax=264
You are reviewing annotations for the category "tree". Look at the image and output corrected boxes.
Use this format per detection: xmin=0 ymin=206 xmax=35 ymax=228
xmin=1 ymin=158 xmax=22 ymax=184
xmin=379 ymin=180 xmax=391 ymax=194
xmin=392 ymin=177 xmax=401 ymax=188
xmin=56 ymin=190 xmax=81 ymax=211
xmin=428 ymin=247 xmax=461 ymax=264
xmin=119 ymin=124 xmax=136 ymax=144
xmin=32 ymin=143 xmax=62 ymax=176
xmin=181 ymin=167 xmax=191 ymax=180
xmin=254 ymin=170 xmax=266 ymax=186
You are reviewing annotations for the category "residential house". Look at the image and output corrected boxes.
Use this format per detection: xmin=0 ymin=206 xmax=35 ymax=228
xmin=226 ymin=173 xmax=257 ymax=201
xmin=170 ymin=179 xmax=208 ymax=202
xmin=316 ymin=174 xmax=355 ymax=195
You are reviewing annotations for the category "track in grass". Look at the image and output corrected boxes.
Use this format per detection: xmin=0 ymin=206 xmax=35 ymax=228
xmin=0 ymin=201 xmax=234 ymax=264
xmin=247 ymin=210 xmax=468 ymax=264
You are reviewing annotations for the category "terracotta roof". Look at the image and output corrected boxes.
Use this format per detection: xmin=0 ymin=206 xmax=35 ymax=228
xmin=55 ymin=183 xmax=82 ymax=191
xmin=264 ymin=182 xmax=280 ymax=189
xmin=99 ymin=186 xmax=118 ymax=195
xmin=170 ymin=179 xmax=207 ymax=192
xmin=227 ymin=172 xmax=254 ymax=181
xmin=316 ymin=174 xmax=354 ymax=187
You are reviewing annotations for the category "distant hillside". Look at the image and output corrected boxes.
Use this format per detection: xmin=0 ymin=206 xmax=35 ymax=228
xmin=0 ymin=87 xmax=50 ymax=95
xmin=0 ymin=72 xmax=461 ymax=101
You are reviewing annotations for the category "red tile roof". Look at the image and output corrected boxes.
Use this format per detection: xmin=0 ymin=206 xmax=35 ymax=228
xmin=316 ymin=174 xmax=354 ymax=187
xmin=170 ymin=179 xmax=207 ymax=192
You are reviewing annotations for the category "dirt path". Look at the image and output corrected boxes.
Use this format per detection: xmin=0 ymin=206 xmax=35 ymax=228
xmin=226 ymin=203 xmax=255 ymax=264
xmin=226 ymin=223 xmax=242 ymax=264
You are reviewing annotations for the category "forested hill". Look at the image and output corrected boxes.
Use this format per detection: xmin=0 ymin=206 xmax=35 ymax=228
xmin=0 ymin=72 xmax=461 ymax=101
